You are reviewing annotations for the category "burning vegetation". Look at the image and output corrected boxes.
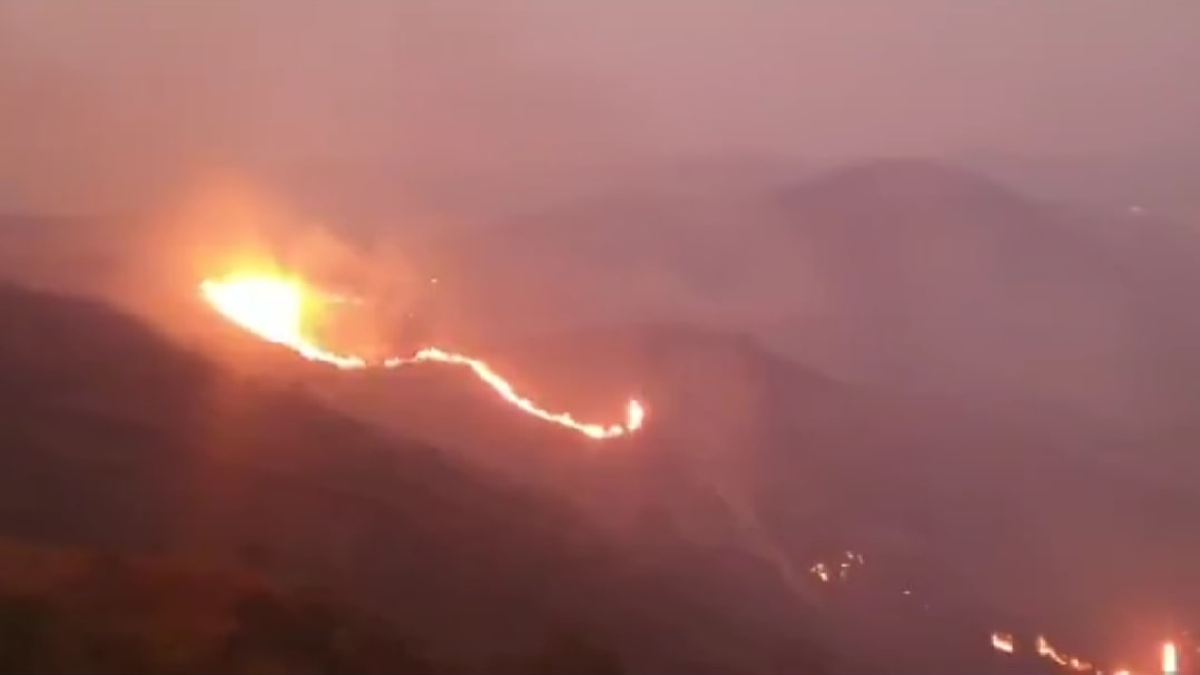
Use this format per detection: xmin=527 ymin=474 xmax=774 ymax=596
xmin=200 ymin=270 xmax=644 ymax=440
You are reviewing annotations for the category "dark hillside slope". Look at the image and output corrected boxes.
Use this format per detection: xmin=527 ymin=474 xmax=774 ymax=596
xmin=356 ymin=320 xmax=1200 ymax=673
xmin=0 ymin=537 xmax=440 ymax=675
xmin=0 ymin=282 xmax=834 ymax=674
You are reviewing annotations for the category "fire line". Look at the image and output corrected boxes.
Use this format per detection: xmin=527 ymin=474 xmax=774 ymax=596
xmin=199 ymin=273 xmax=644 ymax=440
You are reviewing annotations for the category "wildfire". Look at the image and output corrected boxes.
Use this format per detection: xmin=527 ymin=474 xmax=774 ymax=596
xmin=992 ymin=632 xmax=1015 ymax=654
xmin=1037 ymin=634 xmax=1095 ymax=672
xmin=383 ymin=349 xmax=644 ymax=439
xmin=809 ymin=550 xmax=866 ymax=584
xmin=990 ymin=633 xmax=1092 ymax=672
xmin=199 ymin=272 xmax=644 ymax=439
xmin=990 ymin=632 xmax=1182 ymax=675
xmin=200 ymin=274 xmax=366 ymax=369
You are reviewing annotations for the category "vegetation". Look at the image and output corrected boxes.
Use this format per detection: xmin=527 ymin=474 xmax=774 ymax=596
xmin=0 ymin=538 xmax=435 ymax=674
xmin=0 ymin=538 xmax=629 ymax=675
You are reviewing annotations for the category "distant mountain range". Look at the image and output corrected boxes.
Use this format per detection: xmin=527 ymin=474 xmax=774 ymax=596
xmin=431 ymin=158 xmax=1200 ymax=432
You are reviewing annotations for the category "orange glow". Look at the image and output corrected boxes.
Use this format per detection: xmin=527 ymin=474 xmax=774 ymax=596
xmin=200 ymin=271 xmax=644 ymax=439
xmin=200 ymin=273 xmax=366 ymax=369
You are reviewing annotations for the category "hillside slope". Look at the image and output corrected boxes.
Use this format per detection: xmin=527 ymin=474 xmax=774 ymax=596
xmin=0 ymin=282 xmax=834 ymax=674
xmin=325 ymin=320 xmax=1200 ymax=673
xmin=0 ymin=537 xmax=442 ymax=675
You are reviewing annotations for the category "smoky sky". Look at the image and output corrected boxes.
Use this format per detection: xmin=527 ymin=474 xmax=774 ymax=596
xmin=2 ymin=0 xmax=1199 ymax=212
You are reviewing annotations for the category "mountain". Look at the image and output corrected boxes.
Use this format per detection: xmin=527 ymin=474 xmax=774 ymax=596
xmin=964 ymin=154 xmax=1200 ymax=221
xmin=765 ymin=158 xmax=1200 ymax=428
xmin=0 ymin=281 xmax=838 ymax=674
xmin=432 ymin=158 xmax=1200 ymax=432
xmin=418 ymin=173 xmax=811 ymax=337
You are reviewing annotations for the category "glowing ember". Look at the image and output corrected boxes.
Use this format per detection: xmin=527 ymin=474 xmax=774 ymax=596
xmin=810 ymin=562 xmax=831 ymax=583
xmin=200 ymin=272 xmax=644 ymax=439
xmin=809 ymin=550 xmax=866 ymax=584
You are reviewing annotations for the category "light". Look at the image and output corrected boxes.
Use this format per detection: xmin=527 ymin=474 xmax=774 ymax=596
xmin=1163 ymin=641 xmax=1178 ymax=675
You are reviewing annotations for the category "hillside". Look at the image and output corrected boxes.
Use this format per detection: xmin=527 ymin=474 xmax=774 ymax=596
xmin=766 ymin=160 xmax=1170 ymax=408
xmin=322 ymin=319 xmax=1200 ymax=673
xmin=0 ymin=538 xmax=440 ymax=675
xmin=0 ymin=281 xmax=836 ymax=674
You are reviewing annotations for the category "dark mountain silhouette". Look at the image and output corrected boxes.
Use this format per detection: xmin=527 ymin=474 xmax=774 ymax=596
xmin=782 ymin=159 xmax=1042 ymax=217
xmin=0 ymin=281 xmax=839 ymax=674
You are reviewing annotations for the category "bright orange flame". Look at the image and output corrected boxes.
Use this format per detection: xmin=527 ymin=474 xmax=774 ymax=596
xmin=200 ymin=274 xmax=366 ymax=369
xmin=383 ymin=349 xmax=644 ymax=439
xmin=1163 ymin=641 xmax=1178 ymax=675
xmin=200 ymin=272 xmax=644 ymax=439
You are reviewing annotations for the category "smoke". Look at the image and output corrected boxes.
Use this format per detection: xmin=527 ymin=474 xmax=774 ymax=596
xmin=5 ymin=2 xmax=1200 ymax=216
xmin=0 ymin=1 xmax=657 ymax=215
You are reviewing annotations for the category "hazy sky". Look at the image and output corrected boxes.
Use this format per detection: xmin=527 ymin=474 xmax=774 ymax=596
xmin=2 ymin=1 xmax=1199 ymax=212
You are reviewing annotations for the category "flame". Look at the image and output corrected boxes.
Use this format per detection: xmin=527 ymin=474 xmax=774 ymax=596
xmin=199 ymin=272 xmax=644 ymax=439
xmin=1163 ymin=641 xmax=1178 ymax=675
xmin=992 ymin=632 xmax=1095 ymax=672
xmin=809 ymin=550 xmax=865 ymax=585
xmin=992 ymin=632 xmax=1016 ymax=654
xmin=991 ymin=630 xmax=1185 ymax=675
xmin=384 ymin=349 xmax=644 ymax=439
xmin=1036 ymin=634 xmax=1095 ymax=672
xmin=200 ymin=274 xmax=367 ymax=369
xmin=810 ymin=562 xmax=831 ymax=583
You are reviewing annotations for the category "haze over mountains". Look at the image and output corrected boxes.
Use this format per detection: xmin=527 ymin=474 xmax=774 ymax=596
xmin=4 ymin=2 xmax=1200 ymax=672
xmin=2 ymin=155 xmax=1200 ymax=674
xmin=421 ymin=159 xmax=1200 ymax=432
